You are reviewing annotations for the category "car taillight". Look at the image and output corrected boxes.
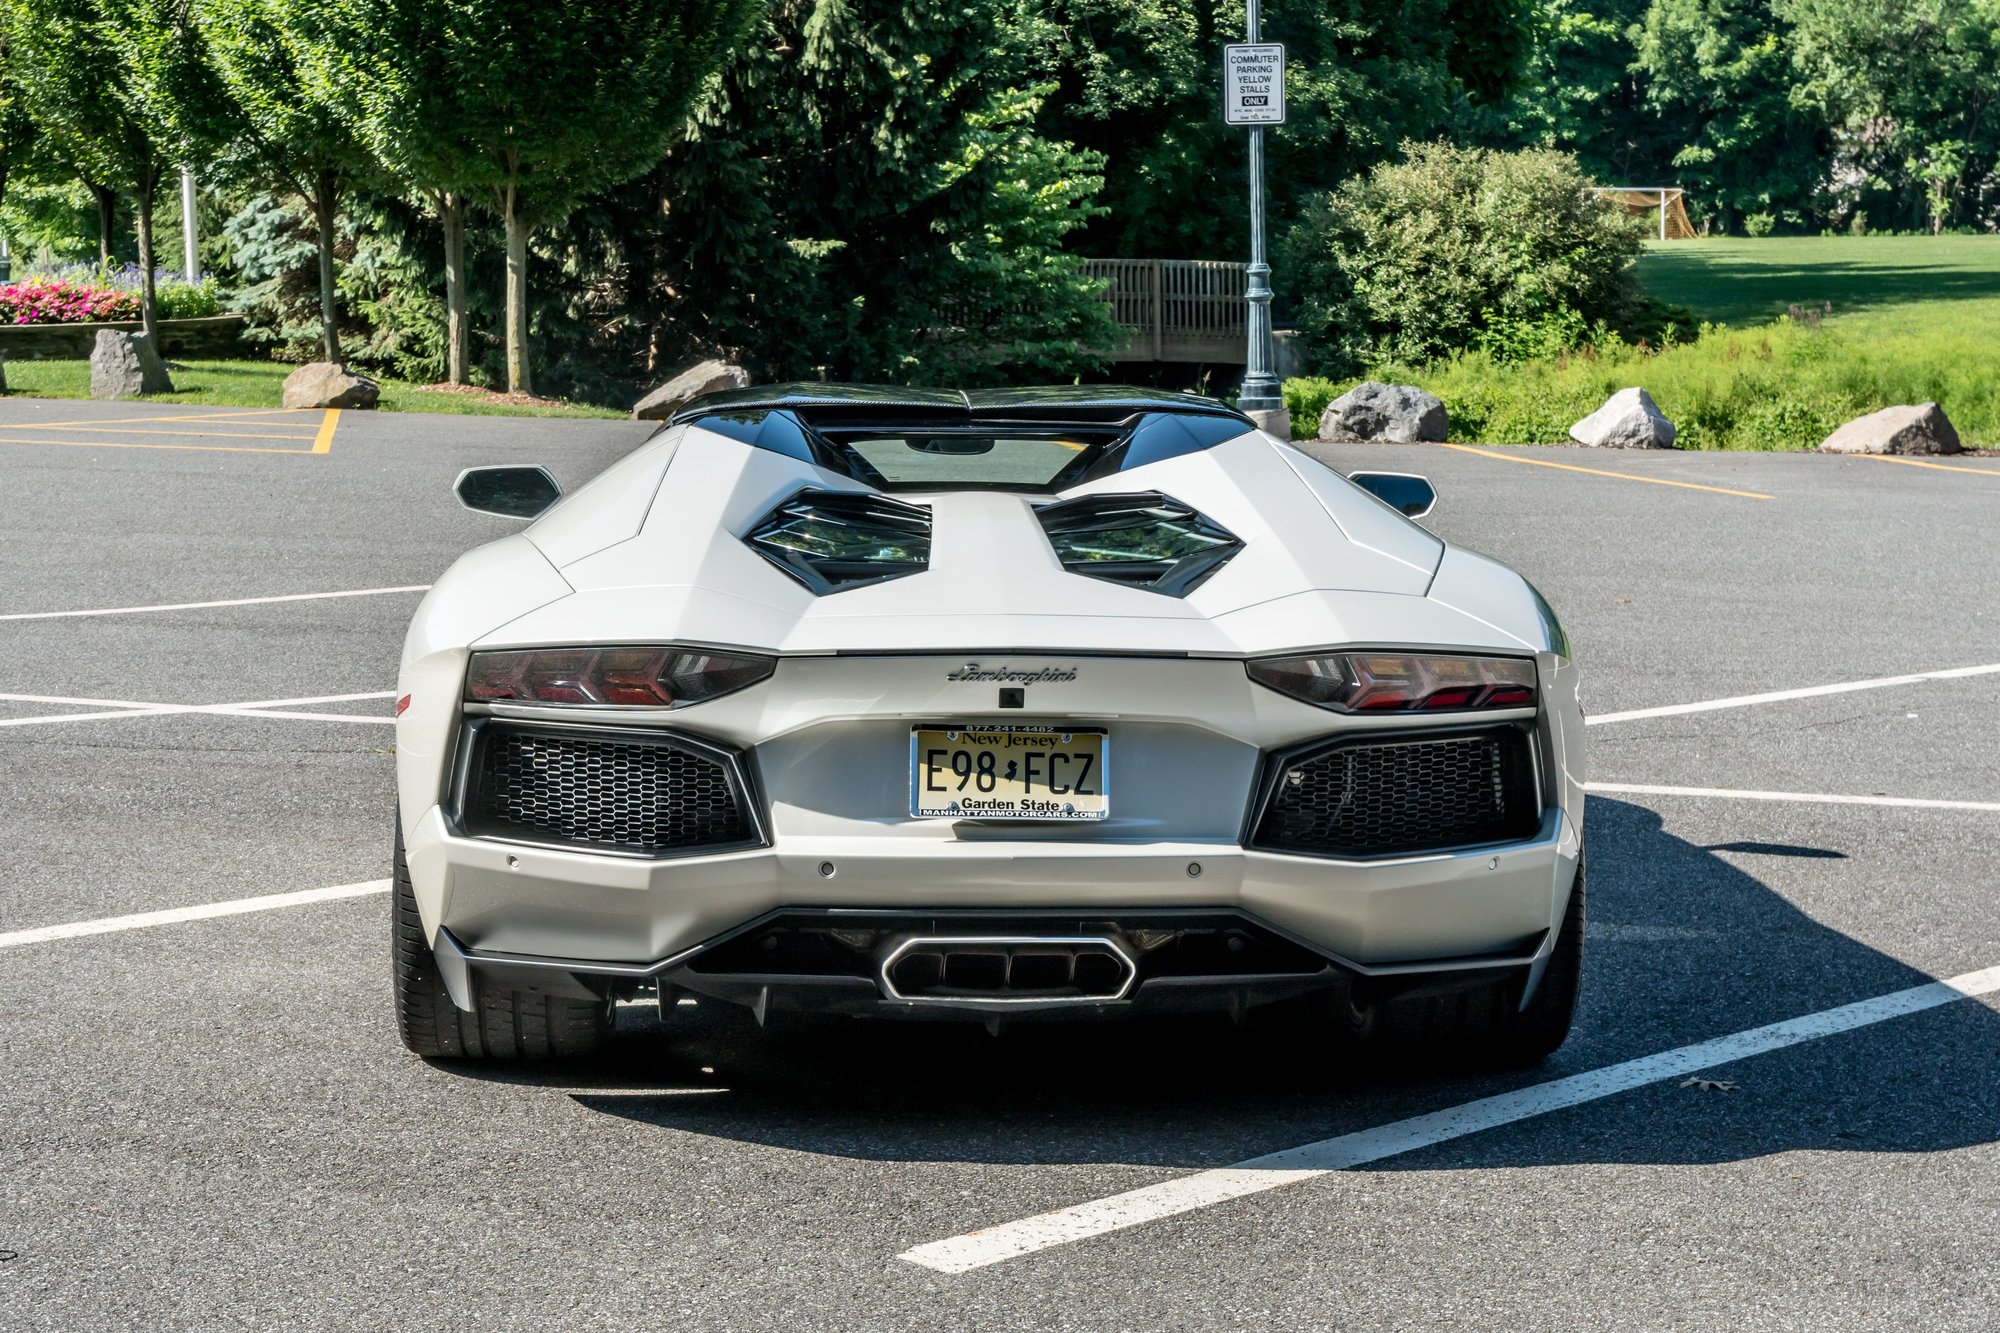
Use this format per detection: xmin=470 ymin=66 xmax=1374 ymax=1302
xmin=1246 ymin=653 xmax=1537 ymax=712
xmin=465 ymin=647 xmax=775 ymax=707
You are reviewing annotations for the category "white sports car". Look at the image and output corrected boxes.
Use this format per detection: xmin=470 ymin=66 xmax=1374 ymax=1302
xmin=392 ymin=385 xmax=1585 ymax=1063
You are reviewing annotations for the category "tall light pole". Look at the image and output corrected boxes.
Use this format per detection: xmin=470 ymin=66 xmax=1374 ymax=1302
xmin=1225 ymin=3 xmax=1287 ymax=435
xmin=180 ymin=167 xmax=199 ymax=278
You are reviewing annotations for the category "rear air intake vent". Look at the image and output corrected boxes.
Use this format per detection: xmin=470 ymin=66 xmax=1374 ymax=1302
xmin=1035 ymin=491 xmax=1242 ymax=596
xmin=745 ymin=488 xmax=932 ymax=593
xmin=458 ymin=721 xmax=763 ymax=856
xmin=1249 ymin=726 xmax=1541 ymax=858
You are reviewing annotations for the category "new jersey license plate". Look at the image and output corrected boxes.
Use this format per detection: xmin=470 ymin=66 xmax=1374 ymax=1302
xmin=909 ymin=725 xmax=1108 ymax=821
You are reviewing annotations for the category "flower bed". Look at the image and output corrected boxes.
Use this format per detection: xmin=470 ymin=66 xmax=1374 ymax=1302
xmin=0 ymin=265 xmax=223 ymax=325
xmin=0 ymin=277 xmax=142 ymax=324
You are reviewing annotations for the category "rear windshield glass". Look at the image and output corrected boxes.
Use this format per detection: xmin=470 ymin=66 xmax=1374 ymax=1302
xmin=817 ymin=428 xmax=1125 ymax=492
xmin=686 ymin=408 xmax=1252 ymax=494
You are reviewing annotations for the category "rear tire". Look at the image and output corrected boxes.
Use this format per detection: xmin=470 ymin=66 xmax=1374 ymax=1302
xmin=1347 ymin=853 xmax=1585 ymax=1069
xmin=392 ymin=822 xmax=612 ymax=1061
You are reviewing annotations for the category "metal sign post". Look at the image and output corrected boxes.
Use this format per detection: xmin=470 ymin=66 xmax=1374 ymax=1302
xmin=1223 ymin=18 xmax=1286 ymax=431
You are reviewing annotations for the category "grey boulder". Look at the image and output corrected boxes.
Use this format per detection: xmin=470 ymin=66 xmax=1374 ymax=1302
xmin=1317 ymin=381 xmax=1448 ymax=442
xmin=282 ymin=362 xmax=380 ymax=410
xmin=1819 ymin=402 xmax=1961 ymax=455
xmin=633 ymin=359 xmax=750 ymax=420
xmin=90 ymin=329 xmax=174 ymax=399
xmin=1569 ymin=387 xmax=1676 ymax=448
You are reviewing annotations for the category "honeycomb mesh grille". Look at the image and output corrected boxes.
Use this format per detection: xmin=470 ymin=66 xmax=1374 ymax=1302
xmin=1252 ymin=728 xmax=1538 ymax=857
xmin=462 ymin=725 xmax=755 ymax=853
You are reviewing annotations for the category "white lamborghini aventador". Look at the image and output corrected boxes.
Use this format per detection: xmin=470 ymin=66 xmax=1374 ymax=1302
xmin=392 ymin=384 xmax=1585 ymax=1064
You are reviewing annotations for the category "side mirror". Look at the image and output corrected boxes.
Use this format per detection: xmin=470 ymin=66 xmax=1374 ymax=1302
xmin=1347 ymin=471 xmax=1436 ymax=519
xmin=454 ymin=465 xmax=561 ymax=520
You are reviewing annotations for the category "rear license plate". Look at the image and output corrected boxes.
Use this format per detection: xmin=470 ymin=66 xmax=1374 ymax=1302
xmin=910 ymin=725 xmax=1108 ymax=821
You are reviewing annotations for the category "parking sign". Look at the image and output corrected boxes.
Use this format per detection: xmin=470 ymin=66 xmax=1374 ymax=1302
xmin=1223 ymin=44 xmax=1285 ymax=125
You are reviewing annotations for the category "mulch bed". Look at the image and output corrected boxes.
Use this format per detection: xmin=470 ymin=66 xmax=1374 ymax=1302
xmin=417 ymin=381 xmax=581 ymax=410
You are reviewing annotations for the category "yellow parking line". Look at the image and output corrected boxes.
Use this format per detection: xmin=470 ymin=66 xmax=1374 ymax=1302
xmin=1850 ymin=454 xmax=2000 ymax=477
xmin=0 ymin=423 xmax=317 ymax=442
xmin=0 ymin=434 xmax=323 ymax=456
xmin=1428 ymin=441 xmax=1775 ymax=500
xmin=0 ymin=407 xmax=312 ymax=429
xmin=0 ymin=405 xmax=340 ymax=456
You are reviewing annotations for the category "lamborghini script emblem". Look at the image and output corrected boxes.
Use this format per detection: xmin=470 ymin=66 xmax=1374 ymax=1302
xmin=945 ymin=663 xmax=1078 ymax=685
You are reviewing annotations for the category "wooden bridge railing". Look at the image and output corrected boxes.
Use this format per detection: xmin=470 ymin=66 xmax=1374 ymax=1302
xmin=1083 ymin=258 xmax=1247 ymax=364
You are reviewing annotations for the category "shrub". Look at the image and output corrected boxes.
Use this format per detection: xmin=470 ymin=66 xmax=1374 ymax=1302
xmin=1283 ymin=377 xmax=1342 ymax=434
xmin=1280 ymin=142 xmax=1643 ymax=375
xmin=154 ymin=277 xmax=223 ymax=320
xmin=1473 ymin=309 xmax=1590 ymax=362
xmin=1744 ymin=212 xmax=1776 ymax=237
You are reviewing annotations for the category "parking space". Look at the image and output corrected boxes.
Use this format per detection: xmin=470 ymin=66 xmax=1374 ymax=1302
xmin=3 ymin=399 xmax=1997 ymax=1328
xmin=0 ymin=402 xmax=337 ymax=455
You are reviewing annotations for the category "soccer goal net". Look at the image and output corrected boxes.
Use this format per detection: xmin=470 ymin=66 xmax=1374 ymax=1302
xmin=1589 ymin=187 xmax=1698 ymax=240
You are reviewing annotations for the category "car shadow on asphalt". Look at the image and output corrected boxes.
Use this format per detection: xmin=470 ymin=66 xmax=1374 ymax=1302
xmin=453 ymin=796 xmax=2000 ymax=1170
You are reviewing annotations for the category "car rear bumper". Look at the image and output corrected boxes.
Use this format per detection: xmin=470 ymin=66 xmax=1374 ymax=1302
xmin=402 ymin=799 xmax=1582 ymax=1016
xmin=429 ymin=904 xmax=1564 ymax=1021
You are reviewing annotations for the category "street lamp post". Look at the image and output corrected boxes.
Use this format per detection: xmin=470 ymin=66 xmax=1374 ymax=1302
xmin=181 ymin=167 xmax=199 ymax=279
xmin=1227 ymin=0 xmax=1287 ymax=436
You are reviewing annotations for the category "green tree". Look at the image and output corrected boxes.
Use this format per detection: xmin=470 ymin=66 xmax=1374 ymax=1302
xmin=157 ymin=0 xmax=379 ymax=362
xmin=1777 ymin=0 xmax=1998 ymax=229
xmin=650 ymin=0 xmax=1117 ymax=385
xmin=1633 ymin=0 xmax=1826 ymax=231
xmin=4 ymin=0 xmax=175 ymax=338
xmin=292 ymin=1 xmax=497 ymax=383
xmin=1909 ymin=140 xmax=1968 ymax=235
xmin=300 ymin=0 xmax=757 ymax=394
xmin=1457 ymin=0 xmax=1680 ymax=185
xmin=0 ymin=36 xmax=105 ymax=272
xmin=1024 ymin=0 xmax=1536 ymax=259
xmin=0 ymin=26 xmax=31 ymax=220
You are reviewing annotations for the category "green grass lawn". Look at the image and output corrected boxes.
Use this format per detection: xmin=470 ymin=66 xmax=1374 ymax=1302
xmin=1 ymin=357 xmax=625 ymax=418
xmin=1288 ymin=236 xmax=2000 ymax=448
xmin=1634 ymin=235 xmax=2000 ymax=326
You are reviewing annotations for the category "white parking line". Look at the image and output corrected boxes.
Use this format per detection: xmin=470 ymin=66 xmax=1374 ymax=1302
xmin=0 ymin=708 xmax=181 ymax=727
xmin=208 ymin=709 xmax=397 ymax=725
xmin=213 ymin=690 xmax=397 ymax=710
xmin=1589 ymin=782 xmax=2000 ymax=813
xmin=900 ymin=962 xmax=2000 ymax=1273
xmin=0 ymin=880 xmax=390 ymax=950
xmin=0 ymin=690 xmax=397 ymax=728
xmin=0 ymin=584 xmax=430 ymax=622
xmin=1588 ymin=662 xmax=2000 ymax=726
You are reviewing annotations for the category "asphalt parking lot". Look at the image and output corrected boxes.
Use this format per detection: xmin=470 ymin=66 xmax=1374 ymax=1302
xmin=3 ymin=397 xmax=1998 ymax=1330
